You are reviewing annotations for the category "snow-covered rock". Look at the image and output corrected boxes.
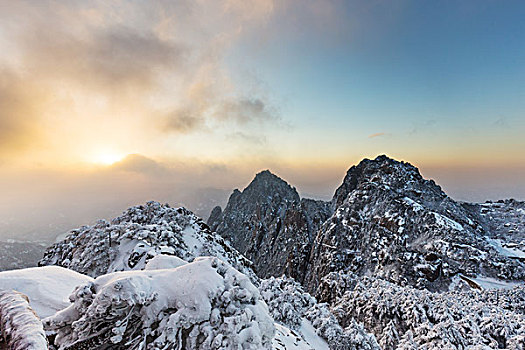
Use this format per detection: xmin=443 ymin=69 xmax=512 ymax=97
xmin=0 ymin=266 xmax=93 ymax=318
xmin=40 ymin=201 xmax=255 ymax=281
xmin=305 ymin=155 xmax=525 ymax=293
xmin=144 ymin=254 xmax=188 ymax=270
xmin=44 ymin=257 xmax=275 ymax=350
xmin=208 ymin=170 xmax=332 ymax=281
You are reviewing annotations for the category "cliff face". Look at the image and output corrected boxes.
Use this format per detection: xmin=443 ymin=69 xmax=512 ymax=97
xmin=208 ymin=170 xmax=332 ymax=281
xmin=305 ymin=155 xmax=525 ymax=294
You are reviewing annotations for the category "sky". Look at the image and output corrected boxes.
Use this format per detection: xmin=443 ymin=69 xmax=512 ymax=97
xmin=0 ymin=0 xmax=524 ymax=240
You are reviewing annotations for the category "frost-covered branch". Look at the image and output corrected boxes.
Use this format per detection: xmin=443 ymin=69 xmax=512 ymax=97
xmin=0 ymin=290 xmax=47 ymax=350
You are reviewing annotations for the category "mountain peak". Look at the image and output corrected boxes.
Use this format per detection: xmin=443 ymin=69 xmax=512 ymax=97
xmin=243 ymin=169 xmax=300 ymax=203
xmin=332 ymin=155 xmax=440 ymax=208
xmin=255 ymin=169 xmax=274 ymax=177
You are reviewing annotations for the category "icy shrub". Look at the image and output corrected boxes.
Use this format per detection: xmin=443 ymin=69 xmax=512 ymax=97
xmin=333 ymin=276 xmax=525 ymax=350
xmin=259 ymin=276 xmax=315 ymax=329
xmin=44 ymin=257 xmax=274 ymax=350
xmin=259 ymin=276 xmax=380 ymax=350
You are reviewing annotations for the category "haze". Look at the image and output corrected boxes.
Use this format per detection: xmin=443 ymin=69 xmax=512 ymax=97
xmin=1 ymin=0 xmax=524 ymax=241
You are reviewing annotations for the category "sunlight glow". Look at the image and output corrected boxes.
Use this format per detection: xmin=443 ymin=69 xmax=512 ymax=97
xmin=91 ymin=152 xmax=124 ymax=166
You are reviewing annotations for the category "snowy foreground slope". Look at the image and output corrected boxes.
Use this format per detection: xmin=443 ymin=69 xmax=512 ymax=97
xmin=2 ymin=202 xmax=375 ymax=349
xmin=1 ymin=258 xmax=374 ymax=349
xmin=0 ymin=266 xmax=93 ymax=318
xmin=45 ymin=257 xmax=275 ymax=349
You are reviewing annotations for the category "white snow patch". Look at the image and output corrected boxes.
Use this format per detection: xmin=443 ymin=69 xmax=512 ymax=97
xmin=181 ymin=225 xmax=203 ymax=254
xmin=459 ymin=274 xmax=523 ymax=290
xmin=487 ymin=237 xmax=525 ymax=259
xmin=472 ymin=276 xmax=523 ymax=290
xmin=299 ymin=318 xmax=329 ymax=350
xmin=0 ymin=266 xmax=93 ymax=318
xmin=144 ymin=254 xmax=187 ymax=270
xmin=272 ymin=321 xmax=328 ymax=350
xmin=107 ymin=238 xmax=153 ymax=272
xmin=402 ymin=197 xmax=424 ymax=212
xmin=432 ymin=212 xmax=464 ymax=231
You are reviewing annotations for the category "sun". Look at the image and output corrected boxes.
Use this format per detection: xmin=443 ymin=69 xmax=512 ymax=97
xmin=91 ymin=152 xmax=124 ymax=166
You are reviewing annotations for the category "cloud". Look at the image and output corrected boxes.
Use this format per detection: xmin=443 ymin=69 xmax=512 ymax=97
xmin=163 ymin=109 xmax=205 ymax=133
xmin=368 ymin=132 xmax=388 ymax=139
xmin=229 ymin=132 xmax=268 ymax=145
xmin=111 ymin=154 xmax=169 ymax=175
xmin=161 ymin=95 xmax=282 ymax=134
xmin=0 ymin=71 xmax=47 ymax=155
xmin=0 ymin=0 xmax=293 ymax=158
xmin=493 ymin=116 xmax=509 ymax=128
xmin=215 ymin=98 xmax=280 ymax=124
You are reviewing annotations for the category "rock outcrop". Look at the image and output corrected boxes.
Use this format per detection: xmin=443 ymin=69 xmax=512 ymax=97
xmin=208 ymin=170 xmax=332 ymax=281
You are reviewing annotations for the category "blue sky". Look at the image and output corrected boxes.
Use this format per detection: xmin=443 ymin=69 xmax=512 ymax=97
xmin=227 ymin=1 xmax=525 ymax=166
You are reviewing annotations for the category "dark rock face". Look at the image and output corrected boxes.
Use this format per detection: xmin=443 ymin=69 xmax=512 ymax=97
xmin=305 ymin=156 xmax=525 ymax=294
xmin=209 ymin=157 xmax=525 ymax=292
xmin=463 ymin=199 xmax=525 ymax=253
xmin=209 ymin=170 xmax=332 ymax=281
xmin=210 ymin=159 xmax=525 ymax=350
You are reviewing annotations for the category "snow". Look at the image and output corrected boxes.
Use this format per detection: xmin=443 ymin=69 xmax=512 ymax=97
xmin=431 ymin=212 xmax=464 ymax=231
xmin=486 ymin=237 xmax=525 ymax=259
xmin=40 ymin=202 xmax=256 ymax=281
xmin=467 ymin=275 xmax=523 ymax=290
xmin=0 ymin=266 xmax=93 ymax=318
xmin=107 ymin=238 xmax=154 ymax=272
xmin=260 ymin=276 xmax=380 ymax=350
xmin=0 ymin=290 xmax=47 ymax=349
xmin=272 ymin=322 xmax=328 ymax=350
xmin=144 ymin=254 xmax=187 ymax=270
xmin=298 ymin=319 xmax=329 ymax=350
xmin=181 ymin=225 xmax=203 ymax=254
xmin=338 ymin=275 xmax=525 ymax=349
xmin=402 ymin=197 xmax=424 ymax=212
xmin=45 ymin=257 xmax=275 ymax=349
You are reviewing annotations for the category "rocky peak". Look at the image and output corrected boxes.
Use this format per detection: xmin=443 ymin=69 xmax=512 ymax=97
xmin=305 ymin=156 xmax=525 ymax=294
xmin=210 ymin=170 xmax=330 ymax=280
xmin=332 ymin=155 xmax=445 ymax=209
xmin=242 ymin=170 xmax=300 ymax=204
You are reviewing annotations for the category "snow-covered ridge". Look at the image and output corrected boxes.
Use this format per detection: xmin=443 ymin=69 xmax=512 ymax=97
xmin=39 ymin=201 xmax=255 ymax=280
